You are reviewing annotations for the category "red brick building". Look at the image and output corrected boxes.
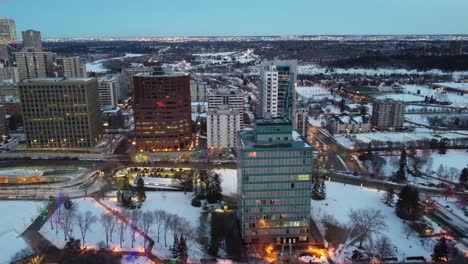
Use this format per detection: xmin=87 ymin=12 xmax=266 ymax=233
xmin=133 ymin=70 xmax=192 ymax=151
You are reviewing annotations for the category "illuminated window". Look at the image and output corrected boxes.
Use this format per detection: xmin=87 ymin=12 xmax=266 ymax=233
xmin=298 ymin=175 xmax=310 ymax=181
xmin=247 ymin=152 xmax=257 ymax=157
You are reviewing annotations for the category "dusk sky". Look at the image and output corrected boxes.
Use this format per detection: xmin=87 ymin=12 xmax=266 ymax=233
xmin=1 ymin=0 xmax=468 ymax=38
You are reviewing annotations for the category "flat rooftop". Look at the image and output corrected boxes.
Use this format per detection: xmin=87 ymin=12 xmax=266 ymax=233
xmin=20 ymin=77 xmax=96 ymax=84
xmin=239 ymin=129 xmax=310 ymax=150
xmin=256 ymin=117 xmax=291 ymax=125
xmin=432 ymin=82 xmax=468 ymax=92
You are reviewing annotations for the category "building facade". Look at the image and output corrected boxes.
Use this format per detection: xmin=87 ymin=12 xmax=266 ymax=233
xmin=190 ymin=80 xmax=209 ymax=102
xmin=207 ymin=107 xmax=241 ymax=149
xmin=0 ymin=19 xmax=17 ymax=42
xmin=121 ymin=65 xmax=152 ymax=98
xmin=237 ymin=118 xmax=313 ymax=245
xmin=133 ymin=70 xmax=192 ymax=151
xmin=327 ymin=114 xmax=371 ymax=134
xmin=19 ymin=78 xmax=103 ymax=150
xmin=14 ymin=51 xmax=55 ymax=81
xmin=98 ymin=75 xmax=120 ymax=109
xmin=0 ymin=65 xmax=19 ymax=83
xmin=259 ymin=60 xmax=297 ymax=119
xmin=57 ymin=56 xmax=82 ymax=78
xmin=21 ymin=30 xmax=42 ymax=51
xmin=207 ymin=87 xmax=244 ymax=128
xmin=0 ymin=105 xmax=8 ymax=140
xmin=293 ymin=107 xmax=309 ymax=138
xmin=371 ymin=100 xmax=405 ymax=130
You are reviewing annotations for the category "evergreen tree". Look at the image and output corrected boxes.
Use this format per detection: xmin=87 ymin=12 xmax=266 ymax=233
xmin=135 ymin=177 xmax=146 ymax=202
xmin=206 ymin=173 xmax=222 ymax=204
xmin=360 ymin=104 xmax=367 ymax=116
xmin=171 ymin=234 xmax=179 ymax=259
xmin=319 ymin=179 xmax=326 ymax=199
xmin=312 ymin=175 xmax=325 ymax=200
xmin=395 ymin=149 xmax=407 ymax=182
xmin=459 ymin=168 xmax=468 ymax=185
xmin=64 ymin=237 xmax=81 ymax=255
xmin=396 ymin=185 xmax=421 ymax=220
xmin=384 ymin=187 xmax=395 ymax=206
xmin=431 ymin=237 xmax=458 ymax=262
xmin=367 ymin=142 xmax=373 ymax=158
xmin=177 ymin=235 xmax=189 ymax=264
xmin=439 ymin=139 xmax=447 ymax=155
xmin=339 ymin=99 xmax=346 ymax=112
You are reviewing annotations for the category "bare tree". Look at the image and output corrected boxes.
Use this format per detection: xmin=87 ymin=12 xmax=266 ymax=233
xmin=348 ymin=208 xmax=387 ymax=248
xmin=373 ymin=236 xmax=395 ymax=261
xmin=448 ymin=167 xmax=459 ymax=182
xmin=100 ymin=213 xmax=114 ymax=248
xmin=76 ymin=210 xmax=97 ymax=246
xmin=117 ymin=210 xmax=130 ymax=248
xmin=162 ymin=213 xmax=173 ymax=247
xmin=109 ymin=214 xmax=118 ymax=244
xmin=169 ymin=214 xmax=182 ymax=239
xmin=141 ymin=211 xmax=155 ymax=248
xmin=130 ymin=210 xmax=142 ymax=248
xmin=153 ymin=210 xmax=166 ymax=243
xmin=60 ymin=206 xmax=77 ymax=241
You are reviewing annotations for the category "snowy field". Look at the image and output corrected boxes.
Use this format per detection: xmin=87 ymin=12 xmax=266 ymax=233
xmin=39 ymin=198 xmax=145 ymax=251
xmin=86 ymin=53 xmax=146 ymax=73
xmin=298 ymin=65 xmax=468 ymax=80
xmin=312 ymin=182 xmax=437 ymax=262
xmin=348 ymin=131 xmax=468 ymax=145
xmin=212 ymin=168 xmax=237 ymax=196
xmin=0 ymin=200 xmax=40 ymax=264
xmin=103 ymin=191 xmax=206 ymax=261
xmin=402 ymin=85 xmax=468 ymax=106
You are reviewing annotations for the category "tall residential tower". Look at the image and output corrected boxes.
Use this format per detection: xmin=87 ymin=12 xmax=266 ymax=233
xmin=259 ymin=60 xmax=297 ymax=119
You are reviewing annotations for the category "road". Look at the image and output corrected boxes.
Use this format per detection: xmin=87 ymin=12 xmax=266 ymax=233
xmin=308 ymin=127 xmax=362 ymax=173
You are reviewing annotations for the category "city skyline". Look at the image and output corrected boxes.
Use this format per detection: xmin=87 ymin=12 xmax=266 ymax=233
xmin=1 ymin=0 xmax=468 ymax=38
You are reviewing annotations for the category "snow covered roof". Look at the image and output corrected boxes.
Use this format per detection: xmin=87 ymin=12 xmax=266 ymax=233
xmin=432 ymin=82 xmax=468 ymax=92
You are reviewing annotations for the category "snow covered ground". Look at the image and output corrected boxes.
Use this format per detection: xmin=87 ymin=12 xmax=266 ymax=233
xmin=298 ymin=65 xmax=468 ymax=80
xmin=40 ymin=198 xmax=144 ymax=250
xmin=311 ymin=182 xmax=437 ymax=262
xmin=402 ymin=85 xmax=468 ymax=106
xmin=86 ymin=53 xmax=146 ymax=73
xmin=296 ymin=86 xmax=330 ymax=99
xmin=348 ymin=130 xmax=468 ymax=145
xmin=103 ymin=191 xmax=207 ymax=261
xmin=375 ymin=93 xmax=425 ymax=102
xmin=0 ymin=200 xmax=40 ymax=264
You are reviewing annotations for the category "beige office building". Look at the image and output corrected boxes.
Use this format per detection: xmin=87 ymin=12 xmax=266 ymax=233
xmin=207 ymin=87 xmax=244 ymax=128
xmin=14 ymin=51 xmax=55 ymax=81
xmin=22 ymin=30 xmax=42 ymax=51
xmin=19 ymin=78 xmax=103 ymax=150
xmin=57 ymin=56 xmax=82 ymax=78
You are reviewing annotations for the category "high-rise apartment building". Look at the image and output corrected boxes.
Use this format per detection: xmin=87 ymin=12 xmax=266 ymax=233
xmin=22 ymin=30 xmax=42 ymax=51
xmin=121 ymin=65 xmax=152 ymax=98
xmin=19 ymin=78 xmax=103 ymax=150
xmin=98 ymin=75 xmax=120 ymax=109
xmin=237 ymin=117 xmax=313 ymax=245
xmin=133 ymin=68 xmax=192 ymax=151
xmin=0 ymin=65 xmax=19 ymax=83
xmin=14 ymin=51 xmax=55 ymax=81
xmin=57 ymin=56 xmax=82 ymax=78
xmin=207 ymin=87 xmax=244 ymax=128
xmin=259 ymin=60 xmax=297 ymax=119
xmin=0 ymin=105 xmax=8 ymax=139
xmin=207 ymin=106 xmax=241 ymax=149
xmin=371 ymin=99 xmax=405 ymax=130
xmin=190 ymin=80 xmax=209 ymax=102
xmin=0 ymin=19 xmax=17 ymax=42
xmin=293 ymin=107 xmax=309 ymax=138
